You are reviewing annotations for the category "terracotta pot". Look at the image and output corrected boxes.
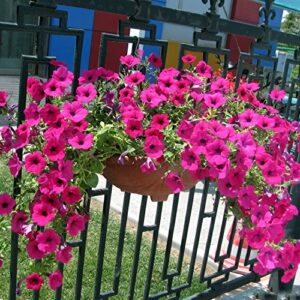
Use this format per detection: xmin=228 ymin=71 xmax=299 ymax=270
xmin=103 ymin=156 xmax=197 ymax=201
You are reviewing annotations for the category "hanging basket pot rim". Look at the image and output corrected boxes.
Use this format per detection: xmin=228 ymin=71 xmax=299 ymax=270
xmin=103 ymin=155 xmax=197 ymax=202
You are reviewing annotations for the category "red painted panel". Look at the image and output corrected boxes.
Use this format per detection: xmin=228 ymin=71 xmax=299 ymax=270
xmin=89 ymin=11 xmax=128 ymax=71
xmin=230 ymin=0 xmax=261 ymax=24
xmin=226 ymin=0 xmax=261 ymax=65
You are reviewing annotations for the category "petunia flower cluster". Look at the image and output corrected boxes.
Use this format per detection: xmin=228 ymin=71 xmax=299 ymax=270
xmin=0 ymin=52 xmax=300 ymax=293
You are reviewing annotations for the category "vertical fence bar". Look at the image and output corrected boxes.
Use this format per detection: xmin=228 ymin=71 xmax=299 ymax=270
xmin=128 ymin=195 xmax=147 ymax=300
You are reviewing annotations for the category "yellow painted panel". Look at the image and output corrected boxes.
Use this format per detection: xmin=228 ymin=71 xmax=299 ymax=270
xmin=165 ymin=41 xmax=225 ymax=72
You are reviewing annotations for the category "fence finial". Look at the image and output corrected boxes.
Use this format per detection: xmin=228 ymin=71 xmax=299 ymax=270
xmin=259 ymin=0 xmax=276 ymax=27
xmin=201 ymin=0 xmax=225 ymax=15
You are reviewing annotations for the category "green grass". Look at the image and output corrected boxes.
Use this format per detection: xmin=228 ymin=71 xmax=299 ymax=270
xmin=0 ymin=157 xmax=206 ymax=299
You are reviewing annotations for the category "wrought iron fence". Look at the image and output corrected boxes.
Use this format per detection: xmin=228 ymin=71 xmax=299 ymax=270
xmin=1 ymin=0 xmax=300 ymax=299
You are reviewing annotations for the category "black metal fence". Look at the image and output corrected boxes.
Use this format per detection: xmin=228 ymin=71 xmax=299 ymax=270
xmin=1 ymin=0 xmax=300 ymax=299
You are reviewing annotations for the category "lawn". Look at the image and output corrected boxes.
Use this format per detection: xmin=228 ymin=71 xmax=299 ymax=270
xmin=0 ymin=157 xmax=206 ymax=299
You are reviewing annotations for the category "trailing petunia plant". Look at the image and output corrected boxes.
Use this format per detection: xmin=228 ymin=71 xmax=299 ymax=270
xmin=1 ymin=52 xmax=300 ymax=293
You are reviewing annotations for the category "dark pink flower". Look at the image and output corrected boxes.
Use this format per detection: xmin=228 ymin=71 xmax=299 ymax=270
xmin=204 ymin=93 xmax=226 ymax=109
xmin=190 ymin=131 xmax=213 ymax=155
xmin=48 ymin=270 xmax=63 ymax=291
xmin=67 ymin=214 xmax=86 ymax=237
xmin=62 ymin=101 xmax=88 ymax=123
xmin=58 ymin=160 xmax=74 ymax=182
xmin=124 ymin=72 xmax=145 ymax=87
xmin=56 ymin=245 xmax=72 ymax=264
xmin=180 ymin=147 xmax=200 ymax=171
xmin=238 ymin=185 xmax=258 ymax=210
xmin=211 ymin=77 xmax=230 ymax=93
xmin=0 ymin=193 xmax=15 ymax=215
xmin=124 ymin=119 xmax=143 ymax=139
xmin=78 ymin=69 xmax=98 ymax=85
xmin=36 ymin=229 xmax=61 ymax=253
xmin=269 ymin=89 xmax=286 ymax=102
xmin=140 ymin=89 xmax=164 ymax=108
xmin=238 ymin=109 xmax=258 ymax=128
xmin=44 ymin=78 xmax=64 ymax=97
xmin=217 ymin=177 xmax=239 ymax=198
xmin=68 ymin=132 xmax=93 ymax=150
xmin=43 ymin=138 xmax=66 ymax=161
xmin=0 ymin=90 xmax=8 ymax=107
xmin=250 ymin=205 xmax=272 ymax=227
xmin=177 ymin=120 xmax=194 ymax=142
xmin=120 ymin=55 xmax=140 ymax=67
xmin=26 ymin=273 xmax=44 ymax=290
xmin=281 ymin=268 xmax=298 ymax=283
xmin=256 ymin=246 xmax=278 ymax=271
xmin=140 ymin=157 xmax=157 ymax=173
xmin=244 ymin=227 xmax=269 ymax=249
xmin=24 ymin=151 xmax=47 ymax=174
xmin=24 ymin=103 xmax=40 ymax=126
xmin=150 ymin=114 xmax=169 ymax=130
xmin=28 ymin=83 xmax=46 ymax=103
xmin=261 ymin=161 xmax=283 ymax=185
xmin=49 ymin=170 xmax=67 ymax=194
xmin=119 ymin=87 xmax=134 ymax=99
xmin=32 ymin=203 xmax=55 ymax=226
xmin=62 ymin=186 xmax=81 ymax=205
xmin=196 ymin=61 xmax=212 ymax=78
xmin=8 ymin=153 xmax=22 ymax=177
xmin=76 ymin=83 xmax=97 ymax=103
xmin=40 ymin=104 xmax=61 ymax=125
xmin=165 ymin=172 xmax=184 ymax=193
xmin=181 ymin=54 xmax=196 ymax=64
xmin=144 ymin=136 xmax=165 ymax=159
xmin=40 ymin=194 xmax=61 ymax=210
xmin=52 ymin=67 xmax=74 ymax=87
xmin=148 ymin=53 xmax=162 ymax=68
xmin=11 ymin=211 xmax=28 ymax=234
xmin=26 ymin=240 xmax=46 ymax=260
xmin=205 ymin=139 xmax=229 ymax=162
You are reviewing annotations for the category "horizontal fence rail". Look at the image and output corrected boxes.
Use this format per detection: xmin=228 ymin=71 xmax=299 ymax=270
xmin=0 ymin=0 xmax=300 ymax=299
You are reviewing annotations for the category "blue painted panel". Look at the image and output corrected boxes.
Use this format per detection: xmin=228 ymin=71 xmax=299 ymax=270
xmin=253 ymin=7 xmax=283 ymax=67
xmin=48 ymin=5 xmax=94 ymax=73
xmin=143 ymin=0 xmax=165 ymax=59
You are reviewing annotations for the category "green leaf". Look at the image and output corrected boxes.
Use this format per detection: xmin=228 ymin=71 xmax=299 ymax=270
xmin=86 ymin=173 xmax=99 ymax=188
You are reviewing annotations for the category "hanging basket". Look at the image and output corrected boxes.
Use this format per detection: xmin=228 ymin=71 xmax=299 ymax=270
xmin=103 ymin=156 xmax=197 ymax=201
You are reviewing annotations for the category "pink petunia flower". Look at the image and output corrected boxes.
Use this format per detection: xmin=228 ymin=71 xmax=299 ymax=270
xmin=250 ymin=205 xmax=272 ymax=227
xmin=26 ymin=240 xmax=46 ymax=260
xmin=140 ymin=157 xmax=157 ymax=173
xmin=190 ymin=131 xmax=212 ymax=155
xmin=243 ymin=227 xmax=270 ymax=249
xmin=24 ymin=103 xmax=41 ymax=126
xmin=0 ymin=193 xmax=15 ymax=215
xmin=49 ymin=170 xmax=67 ymax=194
xmin=28 ymin=83 xmax=46 ymax=103
xmin=196 ymin=61 xmax=212 ymax=78
xmin=8 ymin=153 xmax=22 ymax=177
xmin=261 ymin=161 xmax=283 ymax=185
xmin=67 ymin=214 xmax=86 ymax=237
xmin=11 ymin=211 xmax=28 ymax=234
xmin=238 ymin=185 xmax=258 ymax=210
xmin=58 ymin=160 xmax=74 ymax=182
xmin=150 ymin=114 xmax=169 ymax=130
xmin=78 ymin=69 xmax=99 ymax=85
xmin=40 ymin=103 xmax=61 ymax=125
xmin=165 ymin=172 xmax=184 ymax=193
xmin=148 ymin=53 xmax=162 ymax=68
xmin=177 ymin=120 xmax=194 ymax=142
xmin=180 ymin=147 xmax=200 ymax=171
xmin=238 ymin=109 xmax=258 ymax=128
xmin=124 ymin=119 xmax=143 ymax=139
xmin=140 ymin=89 xmax=164 ymax=108
xmin=40 ymin=194 xmax=61 ymax=210
xmin=144 ymin=136 xmax=165 ymax=159
xmin=211 ymin=77 xmax=230 ymax=93
xmin=36 ymin=229 xmax=61 ymax=254
xmin=217 ymin=177 xmax=239 ymax=198
xmin=62 ymin=186 xmax=81 ymax=205
xmin=62 ymin=101 xmax=88 ymax=123
xmin=269 ymin=89 xmax=286 ymax=102
xmin=26 ymin=273 xmax=44 ymax=290
xmin=181 ymin=54 xmax=196 ymax=64
xmin=52 ymin=67 xmax=74 ymax=88
xmin=76 ymin=83 xmax=97 ymax=103
xmin=124 ymin=72 xmax=145 ymax=87
xmin=205 ymin=139 xmax=229 ymax=162
xmin=120 ymin=55 xmax=140 ymax=67
xmin=48 ymin=270 xmax=63 ymax=291
xmin=56 ymin=245 xmax=73 ymax=264
xmin=68 ymin=132 xmax=93 ymax=150
xmin=44 ymin=78 xmax=64 ymax=97
xmin=204 ymin=93 xmax=226 ymax=109
xmin=0 ymin=90 xmax=8 ymax=107
xmin=32 ymin=203 xmax=55 ymax=226
xmin=43 ymin=138 xmax=66 ymax=161
xmin=24 ymin=151 xmax=47 ymax=175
